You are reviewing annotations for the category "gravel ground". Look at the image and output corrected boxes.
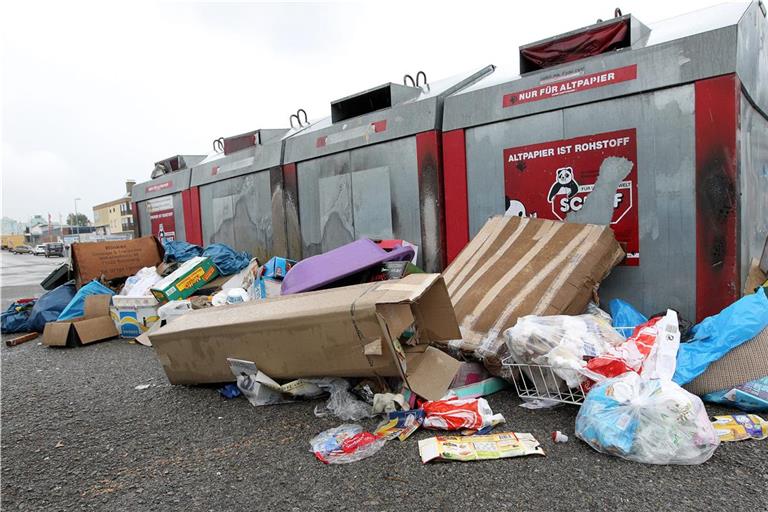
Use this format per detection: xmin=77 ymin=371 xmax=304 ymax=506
xmin=2 ymin=335 xmax=767 ymax=512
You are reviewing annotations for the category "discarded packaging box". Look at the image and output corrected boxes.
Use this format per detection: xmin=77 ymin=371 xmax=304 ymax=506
xmin=43 ymin=295 xmax=119 ymax=347
xmin=418 ymin=432 xmax=545 ymax=463
xmin=150 ymin=256 xmax=219 ymax=303
xmin=110 ymin=295 xmax=160 ymax=339
xmin=440 ymin=216 xmax=624 ymax=377
xmin=149 ymin=273 xmax=463 ymax=401
xmin=70 ymin=237 xmax=164 ymax=287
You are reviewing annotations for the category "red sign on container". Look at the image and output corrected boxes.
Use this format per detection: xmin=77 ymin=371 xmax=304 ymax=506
xmin=503 ymin=128 xmax=639 ymax=265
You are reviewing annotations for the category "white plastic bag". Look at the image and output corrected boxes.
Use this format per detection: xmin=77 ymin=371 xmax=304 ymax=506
xmin=575 ymin=372 xmax=719 ymax=465
xmin=505 ymin=313 xmax=624 ymax=388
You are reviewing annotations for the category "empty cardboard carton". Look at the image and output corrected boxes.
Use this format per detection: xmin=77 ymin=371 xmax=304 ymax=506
xmin=440 ymin=216 xmax=625 ymax=377
xmin=43 ymin=295 xmax=119 ymax=347
xmin=149 ymin=273 xmax=462 ymax=401
xmin=71 ymin=237 xmax=164 ymax=287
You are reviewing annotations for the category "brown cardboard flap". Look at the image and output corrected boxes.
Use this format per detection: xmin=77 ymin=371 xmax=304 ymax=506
xmin=72 ymin=317 xmax=119 ymax=344
xmin=72 ymin=236 xmax=163 ymax=286
xmin=43 ymin=322 xmax=73 ymax=347
xmin=84 ymin=295 xmax=113 ymax=319
xmin=405 ymin=347 xmax=463 ymax=401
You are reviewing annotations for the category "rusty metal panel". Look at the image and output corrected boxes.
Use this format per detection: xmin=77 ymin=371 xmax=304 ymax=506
xmin=198 ymin=171 xmax=273 ymax=262
xmin=739 ymin=93 xmax=768 ymax=286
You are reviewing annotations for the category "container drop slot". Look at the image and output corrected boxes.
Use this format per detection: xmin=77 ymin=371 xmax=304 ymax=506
xmin=519 ymin=18 xmax=631 ymax=73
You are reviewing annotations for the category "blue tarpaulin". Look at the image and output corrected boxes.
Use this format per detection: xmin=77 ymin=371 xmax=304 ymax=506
xmin=673 ymin=288 xmax=768 ymax=385
xmin=1 ymin=300 xmax=35 ymax=334
xmin=58 ymin=280 xmax=115 ymax=321
xmin=163 ymin=240 xmax=203 ymax=263
xmin=27 ymin=282 xmax=77 ymax=332
xmin=202 ymin=243 xmax=251 ymax=276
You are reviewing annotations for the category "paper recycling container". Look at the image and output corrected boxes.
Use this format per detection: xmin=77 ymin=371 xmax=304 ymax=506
xmin=132 ymin=155 xmax=206 ymax=243
xmin=190 ymin=129 xmax=290 ymax=262
xmin=281 ymin=65 xmax=494 ymax=272
xmin=441 ymin=2 xmax=768 ymax=321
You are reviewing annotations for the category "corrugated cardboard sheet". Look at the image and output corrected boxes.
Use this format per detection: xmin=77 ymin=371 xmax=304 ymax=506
xmin=71 ymin=236 xmax=164 ymax=287
xmin=440 ymin=216 xmax=624 ymax=377
xmin=149 ymin=273 xmax=462 ymax=400
xmin=43 ymin=295 xmax=119 ymax=347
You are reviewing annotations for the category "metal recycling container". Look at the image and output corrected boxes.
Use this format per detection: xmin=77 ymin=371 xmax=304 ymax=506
xmin=189 ymin=129 xmax=290 ymax=262
xmin=281 ymin=66 xmax=494 ymax=272
xmin=442 ymin=2 xmax=767 ymax=321
xmin=132 ymin=155 xmax=206 ymax=243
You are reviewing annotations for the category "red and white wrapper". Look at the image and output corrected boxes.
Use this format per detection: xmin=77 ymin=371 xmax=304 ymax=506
xmin=422 ymin=398 xmax=503 ymax=431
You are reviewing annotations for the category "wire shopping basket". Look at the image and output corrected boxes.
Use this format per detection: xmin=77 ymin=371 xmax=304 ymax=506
xmin=501 ymin=358 xmax=587 ymax=406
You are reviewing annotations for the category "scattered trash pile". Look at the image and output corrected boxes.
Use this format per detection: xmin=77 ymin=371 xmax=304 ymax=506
xmin=3 ymin=217 xmax=767 ymax=466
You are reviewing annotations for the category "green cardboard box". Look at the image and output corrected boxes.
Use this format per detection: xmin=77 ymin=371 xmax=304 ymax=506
xmin=150 ymin=256 xmax=219 ymax=303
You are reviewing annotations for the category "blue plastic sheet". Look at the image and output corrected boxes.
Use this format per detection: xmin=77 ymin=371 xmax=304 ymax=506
xmin=27 ymin=282 xmax=77 ymax=332
xmin=609 ymin=299 xmax=648 ymax=338
xmin=1 ymin=301 xmax=35 ymax=333
xmin=673 ymin=288 xmax=768 ymax=385
xmin=58 ymin=280 xmax=115 ymax=321
xmin=703 ymin=376 xmax=768 ymax=412
xmin=163 ymin=240 xmax=203 ymax=263
xmin=202 ymin=243 xmax=251 ymax=276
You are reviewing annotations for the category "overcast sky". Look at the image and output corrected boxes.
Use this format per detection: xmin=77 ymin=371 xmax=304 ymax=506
xmin=1 ymin=0 xmax=724 ymax=223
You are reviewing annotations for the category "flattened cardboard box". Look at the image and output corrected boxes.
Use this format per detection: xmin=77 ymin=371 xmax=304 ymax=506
xmin=43 ymin=295 xmax=120 ymax=347
xmin=71 ymin=236 xmax=164 ymax=287
xmin=440 ymin=216 xmax=624 ymax=377
xmin=149 ymin=273 xmax=462 ymax=401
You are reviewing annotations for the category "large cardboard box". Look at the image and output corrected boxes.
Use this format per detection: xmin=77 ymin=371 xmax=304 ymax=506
xmin=150 ymin=256 xmax=218 ymax=303
xmin=440 ymin=216 xmax=624 ymax=377
xmin=149 ymin=273 xmax=463 ymax=400
xmin=43 ymin=295 xmax=120 ymax=347
xmin=71 ymin=237 xmax=164 ymax=287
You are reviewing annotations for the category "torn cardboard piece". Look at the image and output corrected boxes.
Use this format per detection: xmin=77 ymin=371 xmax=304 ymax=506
xmin=149 ymin=273 xmax=462 ymax=401
xmin=440 ymin=216 xmax=624 ymax=378
xmin=418 ymin=432 xmax=545 ymax=463
xmin=43 ymin=295 xmax=119 ymax=347
xmin=71 ymin=237 xmax=164 ymax=287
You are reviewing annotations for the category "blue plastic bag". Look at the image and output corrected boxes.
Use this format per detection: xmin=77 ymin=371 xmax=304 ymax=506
xmin=673 ymin=288 xmax=768 ymax=385
xmin=58 ymin=280 xmax=115 ymax=321
xmin=609 ymin=299 xmax=648 ymax=338
xmin=27 ymin=282 xmax=77 ymax=332
xmin=0 ymin=300 xmax=35 ymax=333
xmin=202 ymin=243 xmax=251 ymax=276
xmin=163 ymin=240 xmax=203 ymax=263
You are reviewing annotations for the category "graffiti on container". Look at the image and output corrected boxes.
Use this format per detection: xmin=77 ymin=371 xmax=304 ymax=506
xmin=503 ymin=129 xmax=639 ymax=265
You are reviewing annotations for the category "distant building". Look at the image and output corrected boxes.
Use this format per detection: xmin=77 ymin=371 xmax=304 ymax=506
xmin=1 ymin=217 xmax=27 ymax=234
xmin=92 ymin=180 xmax=136 ymax=238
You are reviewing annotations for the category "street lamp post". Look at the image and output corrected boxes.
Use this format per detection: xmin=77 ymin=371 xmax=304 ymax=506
xmin=74 ymin=198 xmax=81 ymax=240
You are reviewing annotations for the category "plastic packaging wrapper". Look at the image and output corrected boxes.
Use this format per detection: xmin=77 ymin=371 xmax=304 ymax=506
xmin=422 ymin=398 xmax=504 ymax=431
xmin=582 ymin=311 xmax=680 ymax=384
xmin=711 ymin=414 xmax=768 ymax=442
xmin=311 ymin=378 xmax=374 ymax=421
xmin=120 ymin=267 xmax=162 ymax=297
xmin=373 ymin=410 xmax=424 ymax=441
xmin=703 ymin=377 xmax=768 ymax=412
xmin=310 ymin=425 xmax=387 ymax=464
xmin=1 ymin=299 xmax=36 ymax=333
xmin=505 ymin=313 xmax=624 ymax=389
xmin=418 ymin=432 xmax=545 ymax=463
xmin=609 ymin=298 xmax=648 ymax=338
xmin=674 ymin=288 xmax=768 ymax=385
xmin=575 ymin=372 xmax=719 ymax=465
xmin=201 ymin=243 xmax=251 ymax=276
xmin=27 ymin=282 xmax=76 ymax=332
xmin=57 ymin=280 xmax=115 ymax=321
xmin=163 ymin=240 xmax=203 ymax=263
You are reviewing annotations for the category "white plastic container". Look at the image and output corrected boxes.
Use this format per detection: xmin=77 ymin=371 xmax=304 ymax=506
xmin=111 ymin=295 xmax=160 ymax=339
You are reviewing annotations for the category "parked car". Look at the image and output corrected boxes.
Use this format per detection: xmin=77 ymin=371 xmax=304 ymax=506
xmin=33 ymin=245 xmax=46 ymax=256
xmin=11 ymin=245 xmax=33 ymax=254
xmin=44 ymin=242 xmax=65 ymax=258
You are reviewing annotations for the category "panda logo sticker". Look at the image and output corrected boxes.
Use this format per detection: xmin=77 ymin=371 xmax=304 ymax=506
xmin=546 ymin=167 xmax=580 ymax=203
